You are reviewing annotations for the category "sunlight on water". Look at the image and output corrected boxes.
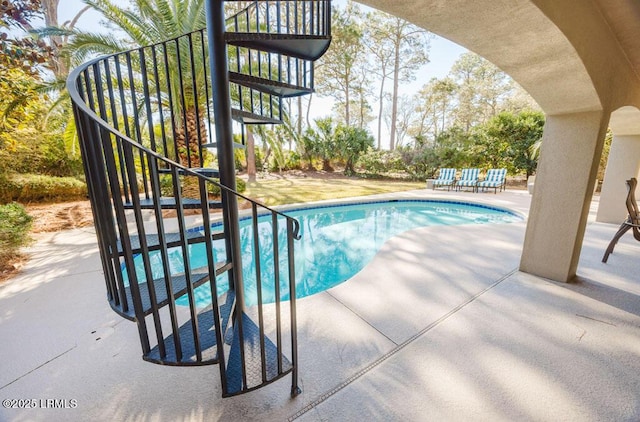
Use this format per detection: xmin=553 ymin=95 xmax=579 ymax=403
xmin=126 ymin=200 xmax=522 ymax=307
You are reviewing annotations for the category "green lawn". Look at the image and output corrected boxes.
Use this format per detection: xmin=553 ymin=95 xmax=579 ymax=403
xmin=242 ymin=174 xmax=425 ymax=207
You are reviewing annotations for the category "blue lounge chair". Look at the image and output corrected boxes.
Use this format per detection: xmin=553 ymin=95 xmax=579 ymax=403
xmin=456 ymin=168 xmax=480 ymax=192
xmin=432 ymin=168 xmax=457 ymax=191
xmin=478 ymin=168 xmax=507 ymax=193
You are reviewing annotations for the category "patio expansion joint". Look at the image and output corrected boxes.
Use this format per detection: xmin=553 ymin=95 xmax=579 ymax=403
xmin=288 ymin=267 xmax=519 ymax=421
xmin=324 ymin=290 xmax=399 ymax=346
xmin=0 ymin=345 xmax=77 ymax=391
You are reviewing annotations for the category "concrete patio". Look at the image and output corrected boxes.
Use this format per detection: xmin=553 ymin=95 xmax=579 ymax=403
xmin=1 ymin=189 xmax=639 ymax=421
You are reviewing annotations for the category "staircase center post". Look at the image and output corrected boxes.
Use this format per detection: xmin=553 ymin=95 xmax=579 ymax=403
xmin=206 ymin=0 xmax=246 ymax=312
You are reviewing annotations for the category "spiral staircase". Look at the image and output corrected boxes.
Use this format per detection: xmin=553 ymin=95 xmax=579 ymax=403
xmin=67 ymin=0 xmax=331 ymax=397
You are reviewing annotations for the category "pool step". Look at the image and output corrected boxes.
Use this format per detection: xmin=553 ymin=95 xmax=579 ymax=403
xmin=223 ymin=312 xmax=292 ymax=397
xmin=144 ymin=290 xmax=235 ymax=366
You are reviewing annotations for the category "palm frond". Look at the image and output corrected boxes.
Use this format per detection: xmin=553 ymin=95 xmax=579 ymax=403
xmin=64 ymin=31 xmax=131 ymax=61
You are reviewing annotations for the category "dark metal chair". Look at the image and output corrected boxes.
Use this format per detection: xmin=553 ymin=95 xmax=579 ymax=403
xmin=602 ymin=177 xmax=640 ymax=262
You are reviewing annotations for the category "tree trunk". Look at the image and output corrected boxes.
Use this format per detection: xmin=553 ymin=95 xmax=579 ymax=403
xmin=40 ymin=0 xmax=68 ymax=78
xmin=297 ymin=96 xmax=303 ymax=145
xmin=246 ymin=129 xmax=256 ymax=183
xmin=377 ymin=78 xmax=385 ymax=149
xmin=175 ymin=108 xmax=206 ymax=198
xmin=390 ymin=39 xmax=401 ymax=151
xmin=306 ymin=94 xmax=313 ymax=128
xmin=345 ymin=81 xmax=351 ymax=127
xmin=175 ymin=108 xmax=205 ymax=167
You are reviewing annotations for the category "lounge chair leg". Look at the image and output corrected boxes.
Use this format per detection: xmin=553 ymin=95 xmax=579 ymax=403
xmin=602 ymin=222 xmax=632 ymax=262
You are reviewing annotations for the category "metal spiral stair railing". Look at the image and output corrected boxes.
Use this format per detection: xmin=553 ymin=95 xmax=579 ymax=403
xmin=67 ymin=0 xmax=331 ymax=397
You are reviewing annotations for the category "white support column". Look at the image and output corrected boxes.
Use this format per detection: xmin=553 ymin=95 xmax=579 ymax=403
xmin=520 ymin=110 xmax=608 ymax=282
xmin=596 ymin=135 xmax=640 ymax=223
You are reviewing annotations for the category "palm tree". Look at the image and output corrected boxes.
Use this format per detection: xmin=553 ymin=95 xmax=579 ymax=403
xmin=65 ymin=0 xmax=209 ymax=168
xmin=63 ymin=0 xmax=291 ymax=182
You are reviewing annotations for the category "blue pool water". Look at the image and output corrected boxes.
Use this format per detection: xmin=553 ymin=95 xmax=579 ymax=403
xmin=127 ymin=200 xmax=522 ymax=307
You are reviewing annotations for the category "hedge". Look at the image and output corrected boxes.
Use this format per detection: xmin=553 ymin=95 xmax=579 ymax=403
xmin=0 ymin=174 xmax=87 ymax=204
xmin=0 ymin=202 xmax=32 ymax=266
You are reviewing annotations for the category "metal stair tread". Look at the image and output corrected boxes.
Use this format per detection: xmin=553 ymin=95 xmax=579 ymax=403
xmin=225 ymin=33 xmax=331 ymax=60
xmin=144 ymin=289 xmax=236 ymax=366
xmin=224 ymin=312 xmax=292 ymax=396
xmin=229 ymin=72 xmax=313 ymax=97
xmin=202 ymin=141 xmax=245 ymax=149
xmin=123 ymin=197 xmax=223 ymax=210
xmin=115 ymin=229 xmax=225 ymax=256
xmin=115 ymin=264 xmax=230 ymax=320
xmin=231 ymin=108 xmax=282 ymax=124
xmin=157 ymin=167 xmax=220 ymax=178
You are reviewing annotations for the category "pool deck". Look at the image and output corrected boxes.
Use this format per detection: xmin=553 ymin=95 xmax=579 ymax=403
xmin=1 ymin=188 xmax=639 ymax=421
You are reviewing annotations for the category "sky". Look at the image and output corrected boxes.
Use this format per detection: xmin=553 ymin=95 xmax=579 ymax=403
xmin=57 ymin=0 xmax=468 ymax=148
xmin=58 ymin=0 xmax=467 ymax=82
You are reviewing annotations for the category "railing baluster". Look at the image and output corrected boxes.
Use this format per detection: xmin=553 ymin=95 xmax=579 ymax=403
xmin=150 ymin=45 xmax=169 ymax=158
xmin=200 ymin=177 xmax=228 ymax=390
xmin=122 ymin=138 xmax=167 ymax=359
xmin=252 ymin=204 xmax=268 ymax=382
xmin=172 ymin=166 xmax=203 ymax=361
xmin=163 ymin=41 xmax=180 ymax=164
xmin=199 ymin=32 xmax=214 ymax=146
xmin=265 ymin=1 xmax=270 ymax=33
xmin=103 ymin=58 xmax=131 ymax=206
xmin=114 ymin=56 xmax=133 ymax=204
xmin=272 ymin=213 xmax=283 ymax=373
xmin=188 ymin=32 xmax=205 ymax=167
xmin=302 ymin=0 xmax=307 ymax=34
xmin=259 ymin=88 xmax=264 ymax=117
xmin=256 ymin=0 xmax=260 ymax=32
xmin=148 ymin=159 xmax=183 ymax=361
xmin=287 ymin=218 xmax=300 ymax=396
xmin=286 ymin=0 xmax=290 ymax=33
xmin=125 ymin=52 xmax=149 ymax=199
xmin=175 ymin=39 xmax=192 ymax=168
xmin=140 ymin=48 xmax=157 ymax=153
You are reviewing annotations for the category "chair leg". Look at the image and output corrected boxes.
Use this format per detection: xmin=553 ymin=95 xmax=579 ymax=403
xmin=602 ymin=222 xmax=632 ymax=262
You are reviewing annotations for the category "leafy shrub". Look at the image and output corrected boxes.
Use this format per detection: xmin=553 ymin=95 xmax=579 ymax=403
xmin=0 ymin=172 xmax=18 ymax=204
xmin=284 ymin=150 xmax=302 ymax=170
xmin=335 ymin=125 xmax=375 ymax=175
xmin=0 ymin=132 xmax=84 ymax=177
xmin=356 ymin=148 xmax=404 ymax=175
xmin=0 ymin=202 xmax=32 ymax=266
xmin=159 ymin=174 xmax=175 ymax=197
xmin=398 ymin=147 xmax=440 ymax=179
xmin=234 ymin=148 xmax=246 ymax=171
xmin=1 ymin=174 xmax=87 ymax=203
xmin=268 ymin=150 xmax=301 ymax=172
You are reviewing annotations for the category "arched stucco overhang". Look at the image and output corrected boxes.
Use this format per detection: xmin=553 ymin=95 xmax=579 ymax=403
xmin=354 ymin=0 xmax=640 ymax=281
xmin=356 ymin=0 xmax=601 ymax=114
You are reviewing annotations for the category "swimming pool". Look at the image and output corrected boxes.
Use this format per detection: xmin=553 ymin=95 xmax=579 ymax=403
xmin=126 ymin=199 xmax=522 ymax=307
